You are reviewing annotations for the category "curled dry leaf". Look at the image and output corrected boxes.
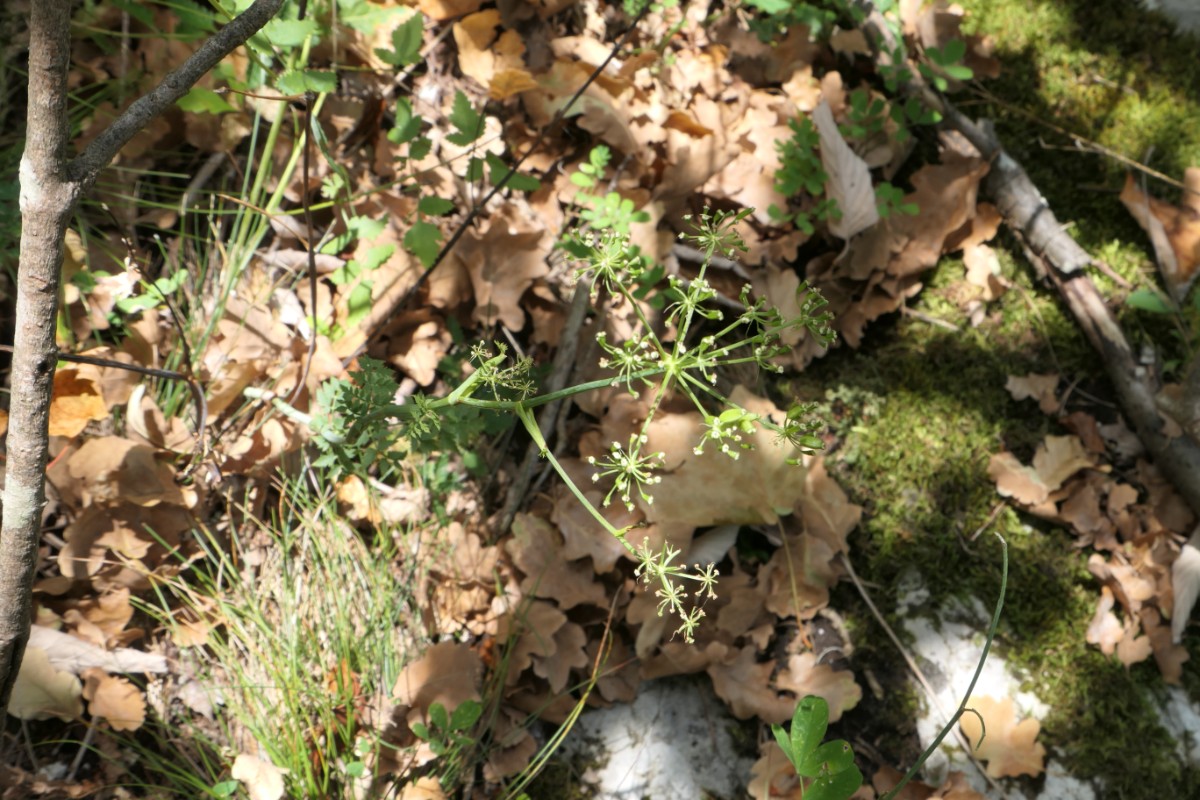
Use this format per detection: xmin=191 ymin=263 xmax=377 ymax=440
xmin=8 ymin=646 xmax=84 ymax=722
xmin=1119 ymin=168 xmax=1200 ymax=300
xmin=958 ymin=695 xmax=1046 ymax=779
xmin=231 ymin=753 xmax=289 ymax=800
xmin=82 ymin=668 xmax=146 ymax=731
xmin=812 ymin=101 xmax=879 ymax=240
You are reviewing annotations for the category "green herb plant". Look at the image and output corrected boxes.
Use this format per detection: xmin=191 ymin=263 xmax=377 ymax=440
xmin=411 ymin=700 xmax=484 ymax=790
xmin=268 ymin=206 xmax=835 ymax=641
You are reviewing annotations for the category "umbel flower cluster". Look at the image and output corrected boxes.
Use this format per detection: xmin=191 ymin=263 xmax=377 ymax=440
xmin=307 ymin=208 xmax=835 ymax=641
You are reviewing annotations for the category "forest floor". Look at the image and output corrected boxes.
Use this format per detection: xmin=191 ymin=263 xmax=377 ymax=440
xmin=2 ymin=1 xmax=1200 ymax=799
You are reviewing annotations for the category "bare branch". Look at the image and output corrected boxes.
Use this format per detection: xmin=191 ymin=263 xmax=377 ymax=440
xmin=69 ymin=0 xmax=284 ymax=186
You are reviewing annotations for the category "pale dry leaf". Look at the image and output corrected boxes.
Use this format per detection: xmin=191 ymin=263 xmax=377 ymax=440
xmin=1005 ymin=373 xmax=1060 ymax=415
xmin=1143 ymin=606 xmax=1190 ymax=683
xmin=1086 ymin=586 xmax=1124 ymax=656
xmin=1172 ymin=529 xmax=1200 ymax=643
xmin=1032 ymin=435 xmax=1094 ymax=491
xmin=82 ymin=668 xmax=146 ymax=731
xmin=29 ymin=625 xmax=167 ymax=675
xmin=958 ymin=695 xmax=1046 ymax=779
xmin=987 ymin=452 xmax=1048 ymax=506
xmin=812 ymin=101 xmax=879 ymax=240
xmin=232 ymin=753 xmax=289 ymax=800
xmin=747 ymin=740 xmax=802 ymax=800
xmin=637 ymin=387 xmax=811 ymax=527
xmin=8 ymin=646 xmax=84 ymax=722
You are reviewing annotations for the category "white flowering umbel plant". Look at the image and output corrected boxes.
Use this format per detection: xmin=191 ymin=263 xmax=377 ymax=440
xmin=277 ymin=208 xmax=835 ymax=642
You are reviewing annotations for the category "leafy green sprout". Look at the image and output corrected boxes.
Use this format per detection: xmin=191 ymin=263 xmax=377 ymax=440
xmin=776 ymin=533 xmax=1009 ymax=800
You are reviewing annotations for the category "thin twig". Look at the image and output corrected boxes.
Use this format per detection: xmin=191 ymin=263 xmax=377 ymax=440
xmin=838 ymin=552 xmax=1002 ymax=795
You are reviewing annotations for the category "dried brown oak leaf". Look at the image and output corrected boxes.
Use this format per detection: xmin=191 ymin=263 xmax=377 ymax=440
xmin=452 ymin=202 xmax=549 ymax=330
xmin=707 ymin=644 xmax=795 ymax=723
xmin=82 ymin=668 xmax=146 ymax=731
xmin=507 ymin=513 xmax=607 ymax=610
xmin=49 ymin=368 xmax=109 ymax=438
xmin=640 ymin=386 xmax=811 ymax=527
xmin=958 ymin=695 xmax=1046 ymax=779
xmin=988 ymin=434 xmax=1094 ymax=508
xmin=392 ymin=642 xmax=482 ymax=729
xmin=1119 ymin=168 xmax=1200 ymax=300
xmin=775 ymin=652 xmax=861 ymax=723
xmin=68 ymin=436 xmax=185 ymax=508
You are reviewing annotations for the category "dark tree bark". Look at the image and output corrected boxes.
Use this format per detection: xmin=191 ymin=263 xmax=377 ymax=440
xmin=1 ymin=0 xmax=284 ymax=723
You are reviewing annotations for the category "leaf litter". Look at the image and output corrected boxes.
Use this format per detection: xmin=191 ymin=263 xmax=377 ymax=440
xmin=3 ymin=0 xmax=1130 ymax=796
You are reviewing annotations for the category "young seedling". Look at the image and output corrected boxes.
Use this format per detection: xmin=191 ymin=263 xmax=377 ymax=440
xmin=771 ymin=695 xmax=864 ymax=800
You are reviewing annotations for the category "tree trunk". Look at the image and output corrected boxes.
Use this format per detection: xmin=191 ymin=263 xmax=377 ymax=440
xmin=1 ymin=0 xmax=283 ymax=723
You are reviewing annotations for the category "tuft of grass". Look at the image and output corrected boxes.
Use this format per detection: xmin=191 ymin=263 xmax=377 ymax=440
xmin=140 ymin=468 xmax=429 ymax=798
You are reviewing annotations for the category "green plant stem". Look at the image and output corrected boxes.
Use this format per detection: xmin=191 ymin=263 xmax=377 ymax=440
xmin=880 ymin=532 xmax=1009 ymax=800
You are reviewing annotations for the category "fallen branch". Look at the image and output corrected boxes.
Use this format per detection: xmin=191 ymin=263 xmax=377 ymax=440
xmin=850 ymin=0 xmax=1200 ymax=642
xmin=0 ymin=0 xmax=282 ymax=722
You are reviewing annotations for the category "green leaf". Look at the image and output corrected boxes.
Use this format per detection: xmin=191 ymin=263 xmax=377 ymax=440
xmin=941 ymin=38 xmax=967 ymax=63
xmin=176 ymin=87 xmax=234 ymax=114
xmin=449 ymin=699 xmax=483 ymax=731
xmin=276 ymin=68 xmax=338 ymax=96
xmin=799 ymin=739 xmax=855 ymax=777
xmin=788 ymin=695 xmax=829 ymax=771
xmin=1127 ymin=287 xmax=1173 ymax=314
xmin=771 ymin=722 xmax=794 ymax=762
xmin=359 ymin=244 xmax=396 ymax=272
xmin=377 ymin=13 xmax=424 ymax=66
xmin=418 ymin=196 xmax=456 ymax=216
xmin=337 ymin=0 xmax=402 ymax=32
xmin=264 ymin=17 xmax=318 ymax=47
xmin=389 ymin=98 xmax=423 ymax=144
xmin=429 ymin=703 xmax=449 ymax=731
xmin=211 ymin=780 xmax=239 ymax=798
xmin=345 ymin=761 xmax=366 ymax=778
xmin=447 ymin=91 xmax=483 ymax=146
xmin=486 ymin=153 xmax=540 ymax=192
xmin=570 ymin=171 xmax=597 ymax=188
xmin=405 ymin=220 xmax=442 ymax=268
xmin=344 ymin=281 xmax=374 ymax=330
xmin=409 ymin=137 xmax=432 ymax=161
xmin=805 ymin=764 xmax=864 ymax=800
